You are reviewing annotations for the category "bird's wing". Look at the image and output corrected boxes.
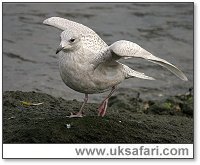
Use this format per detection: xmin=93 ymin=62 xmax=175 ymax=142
xmin=121 ymin=63 xmax=155 ymax=80
xmin=43 ymin=17 xmax=107 ymax=52
xmin=108 ymin=40 xmax=188 ymax=81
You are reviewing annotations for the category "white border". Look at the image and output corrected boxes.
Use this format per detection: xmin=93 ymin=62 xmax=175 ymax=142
xmin=1 ymin=0 xmax=198 ymax=163
xmin=0 ymin=0 xmax=197 ymax=2
xmin=3 ymin=144 xmax=194 ymax=159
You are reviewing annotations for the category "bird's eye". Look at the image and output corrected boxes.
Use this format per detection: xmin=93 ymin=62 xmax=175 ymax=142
xmin=69 ymin=38 xmax=75 ymax=43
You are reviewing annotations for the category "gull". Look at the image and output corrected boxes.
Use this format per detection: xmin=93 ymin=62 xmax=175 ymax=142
xmin=43 ymin=17 xmax=188 ymax=117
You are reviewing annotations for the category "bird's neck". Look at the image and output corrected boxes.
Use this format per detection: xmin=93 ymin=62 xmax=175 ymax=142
xmin=58 ymin=45 xmax=85 ymax=63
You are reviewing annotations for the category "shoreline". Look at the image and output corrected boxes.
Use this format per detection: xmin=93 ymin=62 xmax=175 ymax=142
xmin=3 ymin=90 xmax=193 ymax=143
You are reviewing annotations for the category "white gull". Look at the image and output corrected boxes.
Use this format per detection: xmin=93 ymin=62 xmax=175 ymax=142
xmin=43 ymin=17 xmax=188 ymax=117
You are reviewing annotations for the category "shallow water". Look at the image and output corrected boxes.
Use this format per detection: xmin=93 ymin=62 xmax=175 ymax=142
xmin=3 ymin=3 xmax=193 ymax=102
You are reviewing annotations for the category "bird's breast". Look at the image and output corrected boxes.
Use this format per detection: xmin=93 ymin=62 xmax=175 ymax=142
xmin=58 ymin=53 xmax=98 ymax=93
xmin=58 ymin=52 xmax=125 ymax=94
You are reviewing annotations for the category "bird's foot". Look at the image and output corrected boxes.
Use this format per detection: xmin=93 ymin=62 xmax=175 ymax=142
xmin=66 ymin=112 xmax=83 ymax=118
xmin=98 ymin=99 xmax=108 ymax=117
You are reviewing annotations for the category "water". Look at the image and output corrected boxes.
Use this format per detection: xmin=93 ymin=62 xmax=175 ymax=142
xmin=3 ymin=3 xmax=193 ymax=102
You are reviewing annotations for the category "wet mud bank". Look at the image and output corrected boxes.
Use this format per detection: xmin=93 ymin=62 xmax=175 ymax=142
xmin=3 ymin=90 xmax=193 ymax=143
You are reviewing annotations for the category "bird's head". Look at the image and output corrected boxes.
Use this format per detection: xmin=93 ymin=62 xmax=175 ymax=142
xmin=56 ymin=30 xmax=81 ymax=54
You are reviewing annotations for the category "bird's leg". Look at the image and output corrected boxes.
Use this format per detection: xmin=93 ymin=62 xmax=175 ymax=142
xmin=67 ymin=94 xmax=88 ymax=118
xmin=98 ymin=86 xmax=116 ymax=117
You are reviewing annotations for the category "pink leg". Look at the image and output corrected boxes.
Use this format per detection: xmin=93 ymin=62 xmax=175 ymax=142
xmin=98 ymin=86 xmax=116 ymax=117
xmin=67 ymin=94 xmax=88 ymax=118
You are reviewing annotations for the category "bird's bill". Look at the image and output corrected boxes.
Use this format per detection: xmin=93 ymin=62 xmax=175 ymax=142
xmin=56 ymin=44 xmax=64 ymax=54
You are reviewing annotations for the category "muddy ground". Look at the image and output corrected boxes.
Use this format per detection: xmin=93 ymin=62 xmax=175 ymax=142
xmin=3 ymin=90 xmax=193 ymax=143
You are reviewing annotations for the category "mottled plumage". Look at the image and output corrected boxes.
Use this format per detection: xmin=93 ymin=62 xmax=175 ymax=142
xmin=43 ymin=17 xmax=188 ymax=117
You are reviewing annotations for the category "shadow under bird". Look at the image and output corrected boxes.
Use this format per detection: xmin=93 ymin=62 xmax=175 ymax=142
xmin=43 ymin=17 xmax=188 ymax=117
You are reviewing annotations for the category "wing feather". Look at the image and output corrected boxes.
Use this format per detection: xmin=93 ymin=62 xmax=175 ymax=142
xmin=43 ymin=17 xmax=107 ymax=52
xmin=109 ymin=40 xmax=188 ymax=81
